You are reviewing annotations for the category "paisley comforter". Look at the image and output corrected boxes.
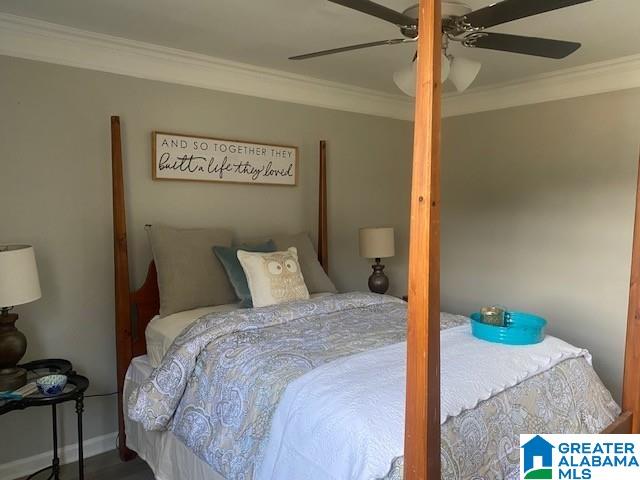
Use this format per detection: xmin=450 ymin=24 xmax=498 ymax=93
xmin=128 ymin=292 xmax=620 ymax=480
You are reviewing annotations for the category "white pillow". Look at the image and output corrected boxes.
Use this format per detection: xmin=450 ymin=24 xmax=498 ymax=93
xmin=237 ymin=247 xmax=310 ymax=308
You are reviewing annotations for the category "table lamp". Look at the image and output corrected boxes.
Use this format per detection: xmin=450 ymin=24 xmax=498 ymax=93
xmin=0 ymin=245 xmax=42 ymax=391
xmin=359 ymin=227 xmax=395 ymax=294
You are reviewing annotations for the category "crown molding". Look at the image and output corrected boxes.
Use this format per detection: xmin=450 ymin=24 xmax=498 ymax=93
xmin=442 ymin=53 xmax=640 ymax=117
xmin=0 ymin=13 xmax=414 ymax=121
xmin=1 ymin=13 xmax=639 ymax=120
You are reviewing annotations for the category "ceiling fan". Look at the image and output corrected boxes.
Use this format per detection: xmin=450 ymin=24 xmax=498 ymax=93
xmin=289 ymin=0 xmax=591 ymax=95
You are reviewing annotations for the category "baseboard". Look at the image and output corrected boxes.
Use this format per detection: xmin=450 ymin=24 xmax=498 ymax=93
xmin=0 ymin=431 xmax=118 ymax=480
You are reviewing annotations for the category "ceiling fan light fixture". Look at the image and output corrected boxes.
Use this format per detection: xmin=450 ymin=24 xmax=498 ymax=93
xmin=392 ymin=62 xmax=416 ymax=97
xmin=393 ymin=52 xmax=451 ymax=97
xmin=292 ymin=0 xmax=588 ymax=94
xmin=441 ymin=52 xmax=451 ymax=83
xmin=449 ymin=56 xmax=481 ymax=93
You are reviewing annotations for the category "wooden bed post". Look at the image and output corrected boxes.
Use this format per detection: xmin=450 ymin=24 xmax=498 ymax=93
xmin=404 ymin=0 xmax=441 ymax=479
xmin=318 ymin=140 xmax=329 ymax=274
xmin=111 ymin=116 xmax=136 ymax=461
xmin=110 ymin=125 xmax=333 ymax=462
xmin=623 ymin=153 xmax=640 ymax=433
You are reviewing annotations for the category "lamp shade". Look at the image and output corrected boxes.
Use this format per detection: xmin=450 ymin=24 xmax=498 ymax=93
xmin=393 ymin=53 xmax=451 ymax=97
xmin=449 ymin=56 xmax=482 ymax=93
xmin=0 ymin=245 xmax=42 ymax=308
xmin=359 ymin=227 xmax=395 ymax=259
xmin=441 ymin=52 xmax=451 ymax=83
xmin=392 ymin=63 xmax=416 ymax=97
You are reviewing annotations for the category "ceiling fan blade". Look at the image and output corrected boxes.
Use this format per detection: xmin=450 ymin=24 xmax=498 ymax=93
xmin=328 ymin=0 xmax=417 ymax=27
xmin=463 ymin=0 xmax=592 ymax=30
xmin=464 ymin=32 xmax=581 ymax=59
xmin=289 ymin=38 xmax=413 ymax=60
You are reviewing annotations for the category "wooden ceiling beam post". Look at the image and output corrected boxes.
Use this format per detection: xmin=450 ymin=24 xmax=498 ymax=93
xmin=404 ymin=0 xmax=442 ymax=478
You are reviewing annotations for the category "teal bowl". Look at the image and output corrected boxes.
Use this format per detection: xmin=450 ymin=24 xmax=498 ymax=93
xmin=36 ymin=374 xmax=67 ymax=396
xmin=470 ymin=311 xmax=547 ymax=345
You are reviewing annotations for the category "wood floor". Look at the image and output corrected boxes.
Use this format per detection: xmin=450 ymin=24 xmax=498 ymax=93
xmin=18 ymin=450 xmax=155 ymax=480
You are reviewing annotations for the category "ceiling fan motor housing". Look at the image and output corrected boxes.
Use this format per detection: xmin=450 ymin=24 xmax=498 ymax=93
xmin=402 ymin=2 xmax=471 ymax=20
xmin=401 ymin=2 xmax=473 ymax=38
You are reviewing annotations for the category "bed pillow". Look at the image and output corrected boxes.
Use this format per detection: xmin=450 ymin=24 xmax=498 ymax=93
xmin=213 ymin=240 xmax=277 ymax=308
xmin=237 ymin=247 xmax=310 ymax=308
xmin=148 ymin=225 xmax=236 ymax=317
xmin=270 ymin=233 xmax=337 ymax=294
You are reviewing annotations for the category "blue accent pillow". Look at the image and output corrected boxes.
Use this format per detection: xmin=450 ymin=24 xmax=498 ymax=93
xmin=213 ymin=240 xmax=276 ymax=307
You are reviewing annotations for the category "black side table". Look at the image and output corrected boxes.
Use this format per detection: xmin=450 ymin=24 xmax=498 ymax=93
xmin=0 ymin=359 xmax=89 ymax=480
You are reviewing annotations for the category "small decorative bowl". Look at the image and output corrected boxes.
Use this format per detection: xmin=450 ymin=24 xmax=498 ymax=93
xmin=36 ymin=374 xmax=67 ymax=396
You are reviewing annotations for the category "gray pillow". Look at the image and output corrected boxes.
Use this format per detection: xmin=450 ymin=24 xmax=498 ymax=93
xmin=148 ymin=225 xmax=236 ymax=317
xmin=213 ymin=240 xmax=277 ymax=308
xmin=270 ymin=233 xmax=337 ymax=294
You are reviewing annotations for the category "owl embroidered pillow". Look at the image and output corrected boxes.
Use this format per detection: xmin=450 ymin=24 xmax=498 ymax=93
xmin=237 ymin=247 xmax=310 ymax=308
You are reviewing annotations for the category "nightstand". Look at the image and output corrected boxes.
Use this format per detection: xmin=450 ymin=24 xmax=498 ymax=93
xmin=0 ymin=359 xmax=89 ymax=480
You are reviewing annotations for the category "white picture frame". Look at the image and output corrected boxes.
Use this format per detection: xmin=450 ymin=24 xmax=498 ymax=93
xmin=152 ymin=132 xmax=298 ymax=186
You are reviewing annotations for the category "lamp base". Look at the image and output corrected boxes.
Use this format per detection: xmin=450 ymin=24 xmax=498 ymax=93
xmin=368 ymin=258 xmax=390 ymax=294
xmin=0 ymin=311 xmax=28 ymax=391
xmin=0 ymin=367 xmax=27 ymax=391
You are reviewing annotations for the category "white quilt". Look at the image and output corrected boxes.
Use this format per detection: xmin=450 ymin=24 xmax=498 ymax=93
xmin=257 ymin=325 xmax=590 ymax=480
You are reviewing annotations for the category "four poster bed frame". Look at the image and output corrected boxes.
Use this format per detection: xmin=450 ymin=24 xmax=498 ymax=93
xmin=111 ymin=1 xmax=640 ymax=476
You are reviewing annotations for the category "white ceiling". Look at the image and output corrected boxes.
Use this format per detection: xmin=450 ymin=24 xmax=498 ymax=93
xmin=1 ymin=0 xmax=639 ymax=94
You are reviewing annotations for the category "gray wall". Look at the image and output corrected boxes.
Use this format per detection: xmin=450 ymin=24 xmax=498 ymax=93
xmin=441 ymin=88 xmax=640 ymax=402
xmin=0 ymin=55 xmax=413 ymax=465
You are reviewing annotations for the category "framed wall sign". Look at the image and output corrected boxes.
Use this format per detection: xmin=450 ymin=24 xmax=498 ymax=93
xmin=152 ymin=132 xmax=298 ymax=186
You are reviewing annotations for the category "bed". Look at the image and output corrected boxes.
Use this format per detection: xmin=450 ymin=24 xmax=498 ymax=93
xmin=144 ymin=293 xmax=335 ymax=369
xmin=110 ymin=117 xmax=633 ymax=480
xmin=123 ymin=294 xmax=619 ymax=480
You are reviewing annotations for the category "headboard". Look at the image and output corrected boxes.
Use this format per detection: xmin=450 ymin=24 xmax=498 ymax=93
xmin=129 ymin=261 xmax=160 ymax=357
xmin=110 ymin=116 xmax=328 ymax=460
